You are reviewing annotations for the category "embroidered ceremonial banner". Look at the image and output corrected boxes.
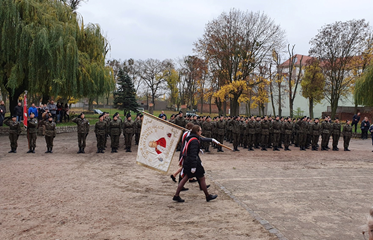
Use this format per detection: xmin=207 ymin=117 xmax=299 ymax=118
xmin=136 ymin=114 xmax=182 ymax=173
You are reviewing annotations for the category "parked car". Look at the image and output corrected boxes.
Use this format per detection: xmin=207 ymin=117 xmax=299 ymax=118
xmin=93 ymin=109 xmax=103 ymax=114
xmin=137 ymin=107 xmax=144 ymax=112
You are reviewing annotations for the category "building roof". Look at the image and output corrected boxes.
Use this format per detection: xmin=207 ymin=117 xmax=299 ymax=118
xmin=279 ymin=54 xmax=314 ymax=68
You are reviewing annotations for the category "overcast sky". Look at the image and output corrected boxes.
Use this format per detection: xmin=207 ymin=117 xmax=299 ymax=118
xmin=79 ymin=0 xmax=373 ymax=61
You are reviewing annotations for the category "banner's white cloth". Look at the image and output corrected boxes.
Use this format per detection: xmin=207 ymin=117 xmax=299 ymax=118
xmin=136 ymin=114 xmax=182 ymax=173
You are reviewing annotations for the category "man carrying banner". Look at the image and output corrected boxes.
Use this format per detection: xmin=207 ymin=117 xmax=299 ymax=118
xmin=173 ymin=125 xmax=219 ymax=203
xmin=27 ymin=112 xmax=38 ymax=153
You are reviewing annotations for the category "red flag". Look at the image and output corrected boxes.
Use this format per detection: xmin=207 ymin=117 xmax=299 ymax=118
xmin=23 ymin=91 xmax=28 ymax=127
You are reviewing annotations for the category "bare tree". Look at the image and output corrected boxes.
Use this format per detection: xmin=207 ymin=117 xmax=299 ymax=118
xmin=138 ymin=59 xmax=173 ymax=106
xmin=194 ymin=9 xmax=286 ymax=115
xmin=284 ymin=45 xmax=304 ymax=118
xmin=309 ymin=19 xmax=372 ymax=118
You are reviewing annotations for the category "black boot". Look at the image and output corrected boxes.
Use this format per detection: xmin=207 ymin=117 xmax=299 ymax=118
xmin=111 ymin=148 xmax=115 ymax=153
xmin=344 ymin=148 xmax=350 ymax=151
xmin=205 ymin=147 xmax=210 ymax=152
xmin=77 ymin=147 xmax=82 ymax=154
xmin=8 ymin=148 xmax=14 ymax=153
xmin=100 ymin=149 xmax=105 ymax=153
xmin=45 ymin=148 xmax=49 ymax=153
xmin=97 ymin=148 xmax=100 ymax=153
xmin=126 ymin=147 xmax=130 ymax=152
xmin=81 ymin=148 xmax=85 ymax=153
xmin=50 ymin=147 xmax=53 ymax=153
xmin=13 ymin=148 xmax=17 ymax=153
xmin=27 ymin=149 xmax=33 ymax=153
xmin=248 ymin=147 xmax=254 ymax=151
xmin=32 ymin=147 xmax=35 ymax=153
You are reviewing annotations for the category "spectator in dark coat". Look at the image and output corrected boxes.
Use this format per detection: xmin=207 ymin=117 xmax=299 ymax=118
xmin=369 ymin=123 xmax=373 ymax=151
xmin=158 ymin=111 xmax=167 ymax=120
xmin=14 ymin=102 xmax=23 ymax=122
xmin=352 ymin=111 xmax=361 ymax=133
xmin=0 ymin=100 xmax=6 ymax=126
xmin=361 ymin=117 xmax=370 ymax=139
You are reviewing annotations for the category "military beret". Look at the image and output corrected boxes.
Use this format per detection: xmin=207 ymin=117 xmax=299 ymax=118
xmin=126 ymin=113 xmax=131 ymax=118
xmin=315 ymin=118 xmax=319 ymax=120
xmin=99 ymin=113 xmax=104 ymax=118
xmin=113 ymin=113 xmax=119 ymax=118
xmin=178 ymin=110 xmax=183 ymax=114
xmin=12 ymin=115 xmax=17 ymax=118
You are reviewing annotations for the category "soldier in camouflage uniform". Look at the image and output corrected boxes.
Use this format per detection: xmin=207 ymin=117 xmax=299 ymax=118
xmin=283 ymin=117 xmax=293 ymax=151
xmin=342 ymin=120 xmax=352 ymax=151
xmin=72 ymin=113 xmax=90 ymax=154
xmin=231 ymin=116 xmax=241 ymax=151
xmin=134 ymin=113 xmax=143 ymax=145
xmin=4 ymin=115 xmax=22 ymax=153
xmin=240 ymin=118 xmax=246 ymax=147
xmin=247 ymin=116 xmax=256 ymax=151
xmin=272 ymin=116 xmax=281 ymax=151
xmin=320 ymin=116 xmax=331 ymax=151
xmin=332 ymin=118 xmax=341 ymax=151
xmin=110 ymin=113 xmax=122 ymax=153
xmin=311 ymin=118 xmax=321 ymax=151
xmin=27 ymin=112 xmax=38 ymax=153
xmin=216 ymin=116 xmax=225 ymax=152
xmin=294 ymin=119 xmax=300 ymax=147
xmin=298 ymin=116 xmax=308 ymax=151
xmin=95 ymin=113 xmax=107 ymax=153
xmin=268 ymin=116 xmax=273 ymax=148
xmin=261 ymin=116 xmax=270 ymax=151
xmin=104 ymin=112 xmax=111 ymax=149
xmin=254 ymin=116 xmax=262 ymax=149
xmin=306 ymin=118 xmax=313 ymax=149
xmin=202 ymin=116 xmax=213 ymax=152
xmin=44 ymin=115 xmax=56 ymax=153
xmin=123 ymin=113 xmax=135 ymax=152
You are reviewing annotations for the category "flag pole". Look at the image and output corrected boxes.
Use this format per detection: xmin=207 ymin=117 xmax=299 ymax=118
xmin=142 ymin=111 xmax=233 ymax=151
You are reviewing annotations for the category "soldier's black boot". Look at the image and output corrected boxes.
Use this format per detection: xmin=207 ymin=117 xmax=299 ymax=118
xmin=8 ymin=148 xmax=14 ymax=153
xmin=128 ymin=147 xmax=132 ymax=152
xmin=13 ymin=148 xmax=17 ymax=153
xmin=126 ymin=147 xmax=130 ymax=152
xmin=344 ymin=148 xmax=350 ymax=151
xmin=81 ymin=148 xmax=85 ymax=153
xmin=248 ymin=147 xmax=254 ymax=151
xmin=27 ymin=149 xmax=33 ymax=153
xmin=235 ymin=147 xmax=240 ymax=151
xmin=45 ymin=148 xmax=49 ymax=153
xmin=32 ymin=147 xmax=35 ymax=153
xmin=77 ymin=147 xmax=82 ymax=154
xmin=96 ymin=148 xmax=100 ymax=153
xmin=101 ymin=149 xmax=105 ymax=153
xmin=111 ymin=148 xmax=115 ymax=153
xmin=50 ymin=147 xmax=53 ymax=153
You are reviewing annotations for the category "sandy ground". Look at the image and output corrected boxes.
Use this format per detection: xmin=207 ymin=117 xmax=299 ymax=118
xmin=0 ymin=133 xmax=276 ymax=240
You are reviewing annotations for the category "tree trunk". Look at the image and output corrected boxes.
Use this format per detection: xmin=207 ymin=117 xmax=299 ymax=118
xmin=309 ymin=97 xmax=314 ymax=119
xmin=289 ymin=99 xmax=294 ymax=118
xmin=200 ymin=94 xmax=203 ymax=114
xmin=88 ymin=98 xmax=94 ymax=112
xmin=209 ymin=96 xmax=212 ymax=114
xmin=278 ymin=81 xmax=282 ymax=117
xmin=269 ymin=81 xmax=276 ymax=116
xmin=6 ymin=87 xmax=24 ymax=116
xmin=330 ymin=98 xmax=338 ymax=119
xmin=216 ymin=98 xmax=222 ymax=116
xmin=223 ymin=101 xmax=227 ymax=116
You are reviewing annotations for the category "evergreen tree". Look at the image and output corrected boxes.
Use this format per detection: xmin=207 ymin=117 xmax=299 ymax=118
xmin=113 ymin=68 xmax=139 ymax=114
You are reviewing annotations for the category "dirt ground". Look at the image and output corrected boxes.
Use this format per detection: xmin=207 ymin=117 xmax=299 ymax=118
xmin=0 ymin=133 xmax=276 ymax=240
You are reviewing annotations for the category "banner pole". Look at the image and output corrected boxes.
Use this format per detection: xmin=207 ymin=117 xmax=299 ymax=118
xmin=142 ymin=111 xmax=233 ymax=151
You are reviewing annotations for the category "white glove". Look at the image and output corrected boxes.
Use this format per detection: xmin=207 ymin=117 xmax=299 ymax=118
xmin=212 ymin=138 xmax=220 ymax=145
xmin=191 ymin=168 xmax=196 ymax=173
xmin=200 ymin=149 xmax=204 ymax=154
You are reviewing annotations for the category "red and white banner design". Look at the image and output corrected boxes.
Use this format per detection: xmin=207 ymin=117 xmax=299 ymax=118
xmin=23 ymin=91 xmax=28 ymax=127
xmin=136 ymin=114 xmax=182 ymax=173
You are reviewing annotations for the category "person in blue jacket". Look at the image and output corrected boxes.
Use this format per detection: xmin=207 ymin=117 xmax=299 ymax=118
xmin=28 ymin=103 xmax=38 ymax=119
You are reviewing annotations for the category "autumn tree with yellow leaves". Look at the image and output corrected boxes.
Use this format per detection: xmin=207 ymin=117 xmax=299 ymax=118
xmin=194 ymin=9 xmax=285 ymax=116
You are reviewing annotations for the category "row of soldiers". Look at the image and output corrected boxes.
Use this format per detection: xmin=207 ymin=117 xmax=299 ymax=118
xmin=3 ymin=111 xmax=143 ymax=154
xmin=94 ymin=112 xmax=143 ymax=153
xmin=170 ymin=112 xmax=353 ymax=152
